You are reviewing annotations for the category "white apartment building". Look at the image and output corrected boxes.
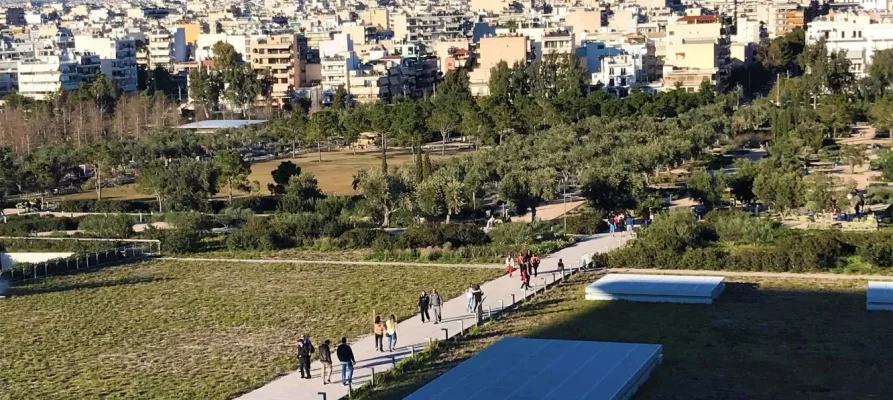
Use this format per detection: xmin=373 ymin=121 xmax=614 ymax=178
xmin=320 ymin=33 xmax=359 ymax=91
xmin=196 ymin=33 xmax=249 ymax=62
xmin=74 ymin=35 xmax=139 ymax=92
xmin=582 ymin=33 xmax=655 ymax=94
xmin=807 ymin=11 xmax=893 ymax=77
xmin=391 ymin=12 xmax=472 ymax=44
xmin=147 ymin=28 xmax=188 ymax=69
xmin=17 ymin=57 xmax=81 ymax=100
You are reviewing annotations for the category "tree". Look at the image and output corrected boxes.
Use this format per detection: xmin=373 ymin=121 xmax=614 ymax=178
xmin=817 ymin=94 xmax=851 ymax=137
xmin=80 ymin=142 xmax=120 ymax=201
xmin=805 ymin=174 xmax=845 ymax=212
xmin=875 ymin=150 xmax=893 ymax=181
xmin=355 ymin=168 xmax=413 ymax=226
xmin=870 ymin=95 xmax=893 ymax=141
xmin=581 ymin=168 xmax=642 ymax=215
xmin=0 ymin=147 xmax=21 ymax=201
xmin=332 ymin=85 xmax=349 ymax=110
xmin=369 ymin=102 xmax=394 ymax=172
xmin=272 ymin=110 xmax=308 ymax=157
xmin=753 ymin=170 xmax=804 ymax=217
xmin=90 ymin=72 xmax=119 ymax=116
xmin=459 ymin=99 xmax=494 ymax=148
xmin=211 ymin=41 xmax=242 ymax=74
xmin=215 ymin=149 xmax=251 ymax=203
xmin=308 ymin=109 xmax=341 ymax=162
xmin=427 ymin=99 xmax=461 ymax=155
xmin=188 ymin=68 xmax=222 ymax=119
xmin=278 ymin=172 xmax=324 ymax=212
xmin=268 ymin=161 xmax=300 ymax=194
xmin=688 ymin=168 xmax=727 ymax=210
xmin=869 ymin=48 xmax=893 ymax=93
xmin=137 ymin=159 xmax=220 ymax=212
xmin=224 ymin=65 xmax=262 ymax=119
xmin=840 ymin=144 xmax=868 ymax=173
xmin=416 ymin=168 xmax=465 ymax=222
xmin=340 ymin=104 xmax=369 ymax=154
xmin=147 ymin=66 xmax=179 ymax=99
xmin=497 ymin=167 xmax=556 ymax=221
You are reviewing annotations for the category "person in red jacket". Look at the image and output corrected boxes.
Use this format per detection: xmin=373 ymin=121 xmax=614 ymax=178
xmin=520 ymin=267 xmax=531 ymax=290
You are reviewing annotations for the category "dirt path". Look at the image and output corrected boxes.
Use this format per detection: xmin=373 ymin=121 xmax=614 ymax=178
xmin=608 ymin=268 xmax=893 ymax=281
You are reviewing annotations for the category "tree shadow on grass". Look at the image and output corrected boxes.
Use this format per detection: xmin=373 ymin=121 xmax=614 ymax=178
xmin=8 ymin=276 xmax=171 ymax=297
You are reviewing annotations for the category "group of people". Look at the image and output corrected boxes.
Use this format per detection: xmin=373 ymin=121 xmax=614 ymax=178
xmin=608 ymin=213 xmax=635 ymax=236
xmin=465 ymin=283 xmax=485 ymax=315
xmin=296 ymin=335 xmax=357 ymax=387
xmin=504 ymin=252 xmax=542 ymax=290
xmin=417 ymin=290 xmax=444 ymax=324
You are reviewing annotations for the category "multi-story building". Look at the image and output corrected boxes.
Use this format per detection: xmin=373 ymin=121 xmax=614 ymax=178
xmin=74 ymin=35 xmax=139 ymax=92
xmin=17 ymin=57 xmax=81 ymax=100
xmin=391 ymin=12 xmax=472 ymax=44
xmin=248 ymin=34 xmax=300 ymax=106
xmin=757 ymin=2 xmax=805 ymax=38
xmin=806 ymin=11 xmax=893 ymax=77
xmin=582 ymin=33 xmax=656 ymax=94
xmin=468 ymin=34 xmax=528 ymax=96
xmin=656 ymin=15 xmax=731 ymax=92
xmin=540 ymin=30 xmax=576 ymax=57
xmin=147 ymin=28 xmax=188 ymax=69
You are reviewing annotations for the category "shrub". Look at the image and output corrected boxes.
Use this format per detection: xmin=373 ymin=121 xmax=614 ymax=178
xmin=341 ymin=228 xmax=390 ymax=248
xmin=227 ymin=217 xmax=278 ymax=251
xmin=705 ymin=210 xmax=778 ymax=244
xmin=149 ymin=228 xmax=202 ymax=253
xmin=0 ymin=215 xmax=80 ymax=236
xmin=78 ymin=215 xmax=134 ymax=239
xmin=271 ymin=213 xmax=325 ymax=247
xmin=162 ymin=212 xmax=209 ymax=231
xmin=488 ymin=221 xmax=555 ymax=245
xmin=775 ymin=234 xmax=852 ymax=272
xmin=399 ymin=223 xmax=489 ymax=249
xmin=57 ymin=199 xmax=153 ymax=213
xmin=211 ymin=196 xmax=280 ymax=213
xmin=679 ymin=247 xmax=728 ymax=270
xmin=563 ymin=211 xmax=608 ymax=234
xmin=635 ymin=210 xmax=715 ymax=252
xmin=858 ymin=243 xmax=893 ymax=268
xmin=866 ymin=185 xmax=893 ymax=205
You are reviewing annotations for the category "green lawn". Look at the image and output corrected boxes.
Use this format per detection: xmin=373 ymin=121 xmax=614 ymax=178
xmin=0 ymin=260 xmax=501 ymax=399
xmin=357 ymin=273 xmax=893 ymax=400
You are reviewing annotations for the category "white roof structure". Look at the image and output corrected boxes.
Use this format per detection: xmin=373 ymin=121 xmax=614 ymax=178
xmin=586 ymin=274 xmax=726 ymax=304
xmin=867 ymin=281 xmax=893 ymax=311
xmin=176 ymin=120 xmax=269 ymax=130
xmin=405 ymin=337 xmax=662 ymax=400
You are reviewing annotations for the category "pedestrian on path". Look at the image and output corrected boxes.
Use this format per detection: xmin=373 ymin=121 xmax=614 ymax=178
xmin=465 ymin=284 xmax=474 ymax=313
xmin=531 ymin=253 xmax=540 ymax=277
xmin=557 ymin=258 xmax=565 ymax=273
xmin=609 ymin=220 xmax=616 ymax=236
xmin=386 ymin=314 xmax=398 ymax=352
xmin=505 ymin=254 xmax=515 ymax=277
xmin=336 ymin=337 xmax=356 ymax=387
xmin=419 ymin=291 xmax=431 ymax=323
xmin=431 ymin=289 xmax=443 ymax=323
xmin=625 ymin=214 xmax=634 ymax=236
xmin=297 ymin=335 xmax=314 ymax=379
xmin=520 ymin=267 xmax=531 ymax=290
xmin=472 ymin=284 xmax=484 ymax=312
xmin=373 ymin=315 xmax=386 ymax=352
xmin=318 ymin=339 xmax=333 ymax=385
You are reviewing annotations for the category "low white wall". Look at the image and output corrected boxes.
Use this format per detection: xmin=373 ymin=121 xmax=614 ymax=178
xmin=1 ymin=252 xmax=74 ymax=270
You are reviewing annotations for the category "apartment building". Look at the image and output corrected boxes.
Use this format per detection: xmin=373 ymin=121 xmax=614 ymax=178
xmin=17 ymin=56 xmax=80 ymax=100
xmin=563 ymin=8 xmax=602 ymax=35
xmin=391 ymin=12 xmax=472 ymax=44
xmin=582 ymin=33 xmax=656 ymax=93
xmin=431 ymin=38 xmax=469 ymax=73
xmin=657 ymin=15 xmax=730 ymax=91
xmin=468 ymin=34 xmax=528 ymax=96
xmin=541 ymin=30 xmax=576 ymax=57
xmin=248 ymin=34 xmax=300 ymax=106
xmin=806 ymin=11 xmax=893 ymax=77
xmin=757 ymin=2 xmax=805 ymax=38
xmin=147 ymin=28 xmax=188 ymax=69
xmin=74 ymin=35 xmax=139 ymax=92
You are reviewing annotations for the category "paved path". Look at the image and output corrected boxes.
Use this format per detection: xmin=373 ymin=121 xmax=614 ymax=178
xmin=159 ymin=257 xmax=503 ymax=269
xmin=608 ymin=268 xmax=893 ymax=281
xmin=236 ymin=234 xmax=630 ymax=400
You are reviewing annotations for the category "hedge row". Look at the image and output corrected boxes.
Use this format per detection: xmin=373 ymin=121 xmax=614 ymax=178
xmin=57 ymin=199 xmax=154 ymax=213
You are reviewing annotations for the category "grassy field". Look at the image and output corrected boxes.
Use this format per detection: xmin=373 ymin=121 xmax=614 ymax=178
xmin=61 ymin=149 xmax=466 ymax=201
xmin=0 ymin=260 xmax=501 ymax=399
xmin=357 ymin=273 xmax=893 ymax=400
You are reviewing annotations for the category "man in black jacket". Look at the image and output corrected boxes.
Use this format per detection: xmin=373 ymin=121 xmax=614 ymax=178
xmin=318 ymin=340 xmax=333 ymax=384
xmin=418 ymin=291 xmax=431 ymax=323
xmin=297 ymin=335 xmax=314 ymax=379
xmin=336 ymin=337 xmax=356 ymax=386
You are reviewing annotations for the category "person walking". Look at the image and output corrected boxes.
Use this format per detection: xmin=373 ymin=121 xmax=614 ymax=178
xmin=609 ymin=219 xmax=616 ymax=237
xmin=625 ymin=214 xmax=634 ymax=236
xmin=318 ymin=339 xmax=333 ymax=385
xmin=505 ymin=254 xmax=515 ymax=277
xmin=465 ymin=284 xmax=474 ymax=313
xmin=297 ymin=335 xmax=314 ymax=379
xmin=336 ymin=337 xmax=356 ymax=387
xmin=520 ymin=267 xmax=531 ymax=290
xmin=373 ymin=315 xmax=386 ymax=352
xmin=386 ymin=314 xmax=398 ymax=352
xmin=531 ymin=253 xmax=540 ymax=277
xmin=431 ymin=289 xmax=443 ymax=324
xmin=418 ymin=291 xmax=431 ymax=323
xmin=557 ymin=258 xmax=565 ymax=273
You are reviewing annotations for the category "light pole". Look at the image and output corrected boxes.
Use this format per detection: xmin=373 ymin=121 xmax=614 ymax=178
xmin=562 ymin=177 xmax=568 ymax=232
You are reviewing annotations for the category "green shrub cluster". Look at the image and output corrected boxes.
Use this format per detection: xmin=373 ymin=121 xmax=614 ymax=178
xmin=57 ymin=200 xmax=153 ymax=213
xmin=226 ymin=214 xmax=348 ymax=251
xmin=78 ymin=215 xmax=134 ymax=239
xmin=608 ymin=210 xmax=893 ymax=272
xmin=562 ymin=211 xmax=608 ymax=234
xmin=0 ymin=216 xmax=80 ymax=236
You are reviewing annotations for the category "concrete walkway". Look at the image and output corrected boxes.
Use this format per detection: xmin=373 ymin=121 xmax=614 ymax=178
xmin=608 ymin=268 xmax=893 ymax=281
xmin=236 ymin=233 xmax=631 ymax=400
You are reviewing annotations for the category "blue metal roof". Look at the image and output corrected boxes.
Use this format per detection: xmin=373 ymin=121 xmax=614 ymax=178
xmin=176 ymin=120 xmax=269 ymax=129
